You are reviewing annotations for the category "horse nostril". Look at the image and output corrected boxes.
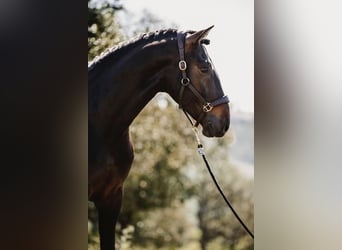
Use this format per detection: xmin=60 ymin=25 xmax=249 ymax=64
xmin=223 ymin=119 xmax=229 ymax=132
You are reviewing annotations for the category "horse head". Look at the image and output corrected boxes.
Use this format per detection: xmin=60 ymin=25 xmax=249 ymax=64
xmin=170 ymin=26 xmax=230 ymax=137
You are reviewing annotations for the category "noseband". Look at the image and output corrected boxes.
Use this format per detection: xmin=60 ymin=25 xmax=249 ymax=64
xmin=176 ymin=32 xmax=229 ymax=127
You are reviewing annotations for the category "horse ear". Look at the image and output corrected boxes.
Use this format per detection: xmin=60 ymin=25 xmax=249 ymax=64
xmin=186 ymin=25 xmax=214 ymax=45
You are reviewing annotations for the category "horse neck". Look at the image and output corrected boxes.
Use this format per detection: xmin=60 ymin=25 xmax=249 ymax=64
xmin=91 ymin=39 xmax=178 ymax=135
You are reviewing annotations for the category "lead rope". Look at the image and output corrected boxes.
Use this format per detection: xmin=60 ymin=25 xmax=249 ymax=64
xmin=189 ymin=122 xmax=255 ymax=239
xmin=176 ymin=31 xmax=253 ymax=239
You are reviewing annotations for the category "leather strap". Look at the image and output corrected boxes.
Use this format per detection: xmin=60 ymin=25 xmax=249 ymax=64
xmin=211 ymin=95 xmax=229 ymax=107
xmin=177 ymin=32 xmax=189 ymax=109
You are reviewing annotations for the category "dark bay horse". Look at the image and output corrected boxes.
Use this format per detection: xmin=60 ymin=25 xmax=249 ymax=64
xmin=88 ymin=26 xmax=230 ymax=250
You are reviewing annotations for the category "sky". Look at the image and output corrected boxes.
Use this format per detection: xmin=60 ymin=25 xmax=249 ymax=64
xmin=119 ymin=0 xmax=254 ymax=113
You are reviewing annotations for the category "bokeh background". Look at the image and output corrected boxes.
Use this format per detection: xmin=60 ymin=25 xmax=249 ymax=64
xmin=255 ymin=1 xmax=342 ymax=249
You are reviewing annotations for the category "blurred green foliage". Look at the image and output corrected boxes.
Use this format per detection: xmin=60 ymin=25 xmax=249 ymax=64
xmin=88 ymin=0 xmax=124 ymax=61
xmin=88 ymin=1 xmax=254 ymax=249
xmin=119 ymin=97 xmax=198 ymax=248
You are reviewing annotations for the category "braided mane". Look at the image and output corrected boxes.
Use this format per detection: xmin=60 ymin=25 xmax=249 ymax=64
xmin=88 ymin=29 xmax=192 ymax=71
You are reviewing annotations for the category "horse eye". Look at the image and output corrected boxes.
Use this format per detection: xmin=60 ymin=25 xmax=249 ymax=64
xmin=200 ymin=67 xmax=209 ymax=73
xmin=200 ymin=60 xmax=211 ymax=73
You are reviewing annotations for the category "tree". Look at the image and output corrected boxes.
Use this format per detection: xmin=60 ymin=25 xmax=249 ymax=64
xmin=118 ymin=95 xmax=198 ymax=248
xmin=88 ymin=0 xmax=124 ymax=61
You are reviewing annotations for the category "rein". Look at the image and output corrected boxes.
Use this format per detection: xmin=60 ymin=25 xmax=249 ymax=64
xmin=176 ymin=31 xmax=254 ymax=239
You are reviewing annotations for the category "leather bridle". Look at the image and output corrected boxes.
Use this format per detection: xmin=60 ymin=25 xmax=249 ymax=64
xmin=176 ymin=32 xmax=229 ymax=127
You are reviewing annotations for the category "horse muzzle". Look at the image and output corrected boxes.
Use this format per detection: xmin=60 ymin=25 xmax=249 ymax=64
xmin=202 ymin=114 xmax=230 ymax=138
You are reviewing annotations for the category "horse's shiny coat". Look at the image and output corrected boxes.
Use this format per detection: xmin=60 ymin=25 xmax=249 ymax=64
xmin=88 ymin=27 xmax=230 ymax=250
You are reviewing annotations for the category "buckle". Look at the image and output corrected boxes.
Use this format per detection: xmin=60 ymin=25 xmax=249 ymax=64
xmin=181 ymin=77 xmax=190 ymax=86
xmin=179 ymin=60 xmax=187 ymax=71
xmin=203 ymin=103 xmax=213 ymax=112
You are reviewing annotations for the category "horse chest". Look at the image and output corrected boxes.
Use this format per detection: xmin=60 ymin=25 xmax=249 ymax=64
xmin=88 ymin=143 xmax=134 ymax=202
